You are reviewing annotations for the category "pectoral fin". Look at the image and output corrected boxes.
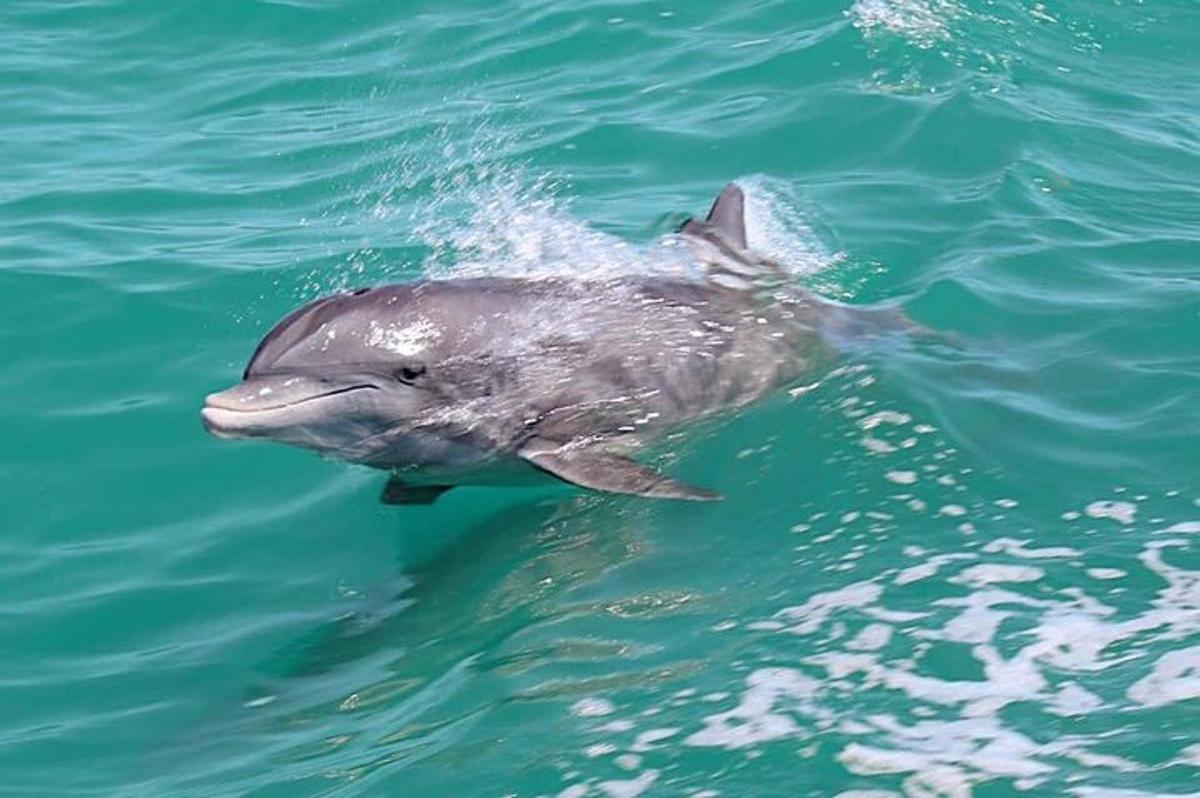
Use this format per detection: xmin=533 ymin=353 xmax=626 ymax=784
xmin=380 ymin=476 xmax=453 ymax=505
xmin=519 ymin=438 xmax=721 ymax=502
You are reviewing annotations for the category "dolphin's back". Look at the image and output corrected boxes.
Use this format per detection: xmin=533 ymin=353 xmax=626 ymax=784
xmin=366 ymin=275 xmax=830 ymax=449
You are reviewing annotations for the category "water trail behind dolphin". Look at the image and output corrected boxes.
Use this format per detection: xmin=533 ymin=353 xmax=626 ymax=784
xmin=409 ymin=165 xmax=846 ymax=287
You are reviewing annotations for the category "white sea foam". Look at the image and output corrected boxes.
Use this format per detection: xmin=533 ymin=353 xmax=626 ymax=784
xmin=982 ymin=538 xmax=1079 ymax=559
xmin=685 ymin=668 xmax=819 ymax=749
xmin=572 ymin=697 xmax=615 ymax=718
xmin=774 ymin=581 xmax=886 ymax=634
xmin=847 ymin=623 xmax=894 ymax=651
xmin=894 ymin=552 xmax=974 ymax=586
xmin=1045 ymin=682 xmax=1104 ymax=717
xmin=839 ymin=715 xmax=1055 ymax=782
xmin=860 ymin=410 xmax=912 ymax=431
xmin=1127 ymin=646 xmax=1200 ymax=708
xmin=862 ymin=436 xmax=898 ymax=454
xmin=848 ymin=0 xmax=962 ymax=48
xmin=952 ymin=564 xmax=1044 ymax=587
xmin=598 ymin=769 xmax=658 ymax=798
xmin=630 ymin=728 xmax=680 ymax=752
xmin=1084 ymin=500 xmax=1137 ymax=525
xmin=651 ymin=532 xmax=1199 ymax=791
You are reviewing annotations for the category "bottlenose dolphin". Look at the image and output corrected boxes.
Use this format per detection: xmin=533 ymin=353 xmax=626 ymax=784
xmin=202 ymin=184 xmax=901 ymax=503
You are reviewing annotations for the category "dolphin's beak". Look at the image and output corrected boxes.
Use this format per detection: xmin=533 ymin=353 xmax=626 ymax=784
xmin=201 ymin=374 xmax=378 ymax=439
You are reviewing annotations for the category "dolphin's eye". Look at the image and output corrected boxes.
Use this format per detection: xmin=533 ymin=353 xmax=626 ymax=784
xmin=395 ymin=364 xmax=426 ymax=384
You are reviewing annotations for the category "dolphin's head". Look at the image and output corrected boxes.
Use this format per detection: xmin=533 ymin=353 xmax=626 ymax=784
xmin=201 ymin=284 xmax=506 ymax=469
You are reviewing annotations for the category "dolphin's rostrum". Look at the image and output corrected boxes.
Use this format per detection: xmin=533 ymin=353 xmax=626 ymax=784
xmin=202 ymin=184 xmax=899 ymax=503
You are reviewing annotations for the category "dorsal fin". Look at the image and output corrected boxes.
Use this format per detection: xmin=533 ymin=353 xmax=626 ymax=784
xmin=704 ymin=183 xmax=747 ymax=249
xmin=678 ymin=184 xmax=786 ymax=291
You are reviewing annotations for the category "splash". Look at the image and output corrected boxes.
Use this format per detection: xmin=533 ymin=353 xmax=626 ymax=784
xmin=291 ymin=111 xmax=845 ymax=301
xmin=344 ymin=114 xmax=845 ymax=287
xmin=736 ymin=175 xmax=846 ymax=281
xmin=415 ymin=164 xmax=679 ymax=282
xmin=411 ymin=168 xmax=843 ymax=288
xmin=848 ymin=0 xmax=962 ymax=49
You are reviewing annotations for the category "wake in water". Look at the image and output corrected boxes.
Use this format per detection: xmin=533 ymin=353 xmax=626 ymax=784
xmin=543 ymin=365 xmax=1200 ymax=797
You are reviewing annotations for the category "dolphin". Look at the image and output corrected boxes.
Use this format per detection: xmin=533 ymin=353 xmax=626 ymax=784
xmin=202 ymin=184 xmax=903 ymax=504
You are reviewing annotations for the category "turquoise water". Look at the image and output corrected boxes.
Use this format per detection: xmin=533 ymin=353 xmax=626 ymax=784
xmin=3 ymin=0 xmax=1199 ymax=795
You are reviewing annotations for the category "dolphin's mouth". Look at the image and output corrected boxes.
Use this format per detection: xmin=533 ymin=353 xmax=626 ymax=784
xmin=204 ymin=383 xmax=378 ymax=413
xmin=201 ymin=384 xmax=378 ymax=438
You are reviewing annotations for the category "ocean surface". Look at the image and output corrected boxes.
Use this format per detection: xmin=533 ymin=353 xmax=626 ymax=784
xmin=3 ymin=1 xmax=1199 ymax=795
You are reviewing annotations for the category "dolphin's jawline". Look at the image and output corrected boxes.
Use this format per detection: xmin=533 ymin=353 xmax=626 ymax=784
xmin=205 ymin=383 xmax=379 ymax=414
xmin=200 ymin=385 xmax=379 ymax=438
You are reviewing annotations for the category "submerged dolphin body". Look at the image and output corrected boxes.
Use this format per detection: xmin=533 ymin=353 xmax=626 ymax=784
xmin=202 ymin=185 xmax=898 ymax=503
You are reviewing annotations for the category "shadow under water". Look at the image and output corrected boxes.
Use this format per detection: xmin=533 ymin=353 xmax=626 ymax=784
xmin=241 ymin=489 xmax=668 ymax=756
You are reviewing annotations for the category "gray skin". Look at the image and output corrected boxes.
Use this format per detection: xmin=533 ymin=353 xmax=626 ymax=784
xmin=201 ymin=185 xmax=895 ymax=503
